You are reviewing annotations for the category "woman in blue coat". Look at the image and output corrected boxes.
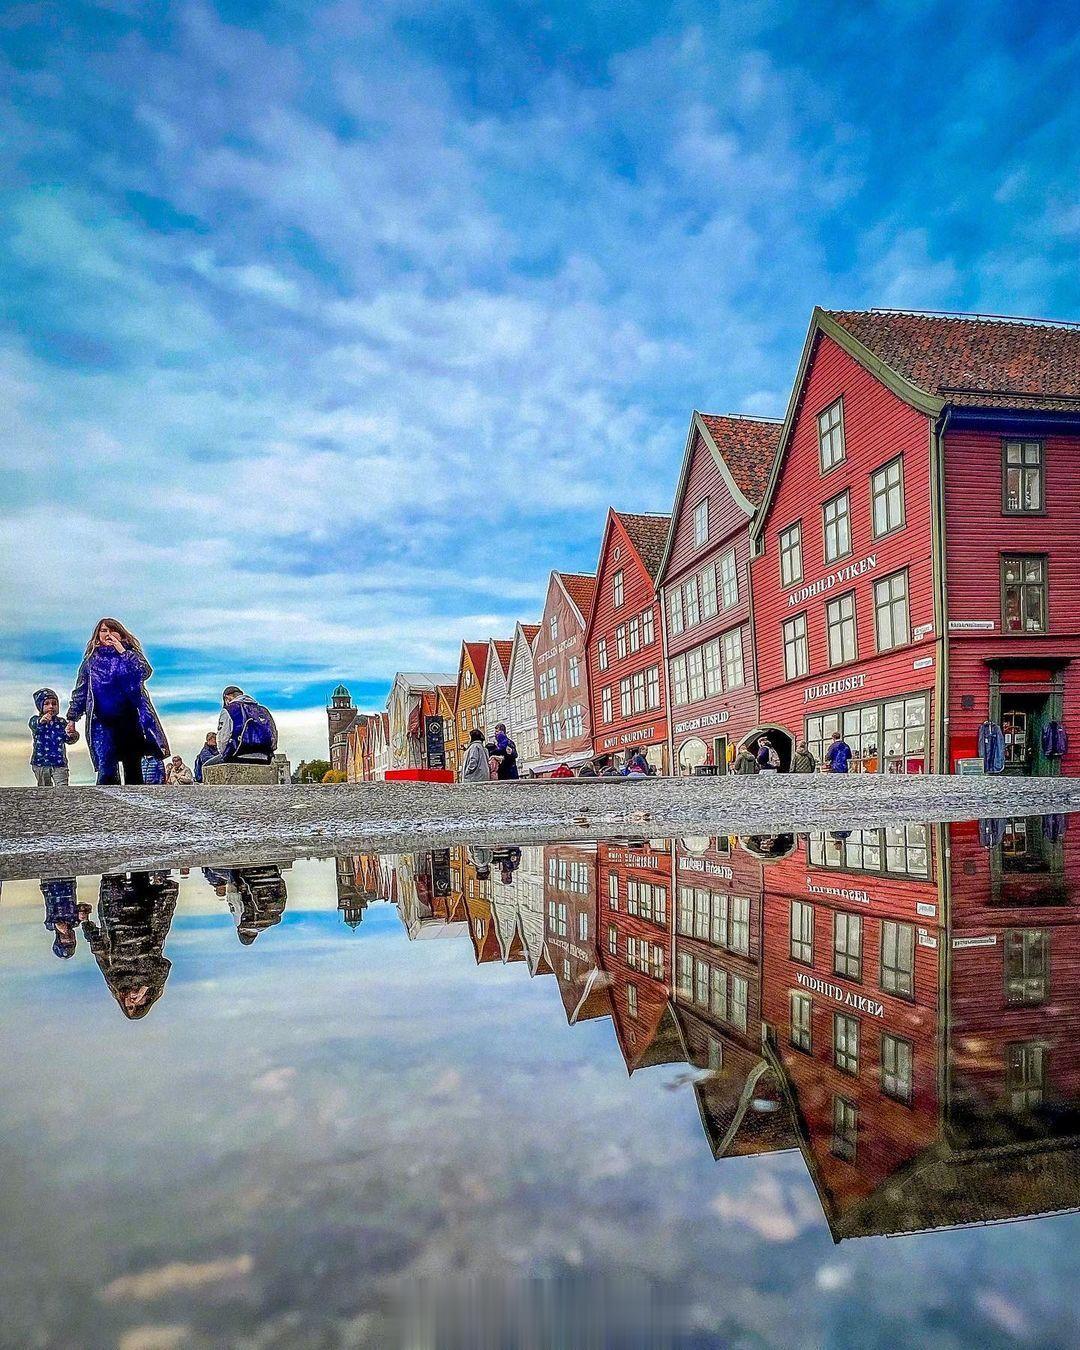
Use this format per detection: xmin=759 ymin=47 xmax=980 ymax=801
xmin=65 ymin=618 xmax=169 ymax=785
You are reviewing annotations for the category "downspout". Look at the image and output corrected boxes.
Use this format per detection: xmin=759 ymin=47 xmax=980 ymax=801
xmin=930 ymin=406 xmax=952 ymax=774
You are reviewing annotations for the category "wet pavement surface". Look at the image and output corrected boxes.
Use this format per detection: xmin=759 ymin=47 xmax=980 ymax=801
xmin=2 ymin=812 xmax=1079 ymax=1347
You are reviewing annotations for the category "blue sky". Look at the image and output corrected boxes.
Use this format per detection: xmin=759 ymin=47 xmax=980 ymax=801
xmin=2 ymin=0 xmax=1078 ymax=780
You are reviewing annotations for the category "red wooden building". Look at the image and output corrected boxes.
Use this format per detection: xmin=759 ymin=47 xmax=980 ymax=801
xmin=584 ymin=510 xmax=671 ymax=772
xmin=533 ymin=571 xmax=598 ymax=774
xmin=751 ymin=308 xmax=1080 ymax=775
xmin=655 ymin=412 xmax=782 ymax=775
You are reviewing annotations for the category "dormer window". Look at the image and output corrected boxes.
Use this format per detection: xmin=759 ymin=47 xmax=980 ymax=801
xmin=549 ymin=615 xmax=558 ymax=642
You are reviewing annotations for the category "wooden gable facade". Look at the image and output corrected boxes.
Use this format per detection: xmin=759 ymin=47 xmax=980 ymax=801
xmin=533 ymin=571 xmax=597 ymax=772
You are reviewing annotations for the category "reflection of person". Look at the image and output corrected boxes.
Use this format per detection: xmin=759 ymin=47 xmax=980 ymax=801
xmin=82 ymin=872 xmax=178 ymax=1018
xmin=468 ymin=845 xmax=493 ymax=882
xmin=41 ymin=877 xmax=91 ymax=958
xmin=28 ymin=688 xmax=79 ymax=786
xmin=213 ymin=866 xmax=287 ymax=944
xmin=66 ymin=619 xmax=169 ymax=785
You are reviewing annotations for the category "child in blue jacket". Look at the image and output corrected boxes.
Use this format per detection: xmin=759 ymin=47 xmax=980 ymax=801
xmin=29 ymin=688 xmax=79 ymax=786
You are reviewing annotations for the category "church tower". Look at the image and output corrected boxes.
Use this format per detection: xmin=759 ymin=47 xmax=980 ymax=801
xmin=327 ymin=683 xmax=359 ymax=772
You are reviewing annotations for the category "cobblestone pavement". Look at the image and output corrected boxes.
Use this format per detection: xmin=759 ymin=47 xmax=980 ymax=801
xmin=3 ymin=775 xmax=1079 ymax=880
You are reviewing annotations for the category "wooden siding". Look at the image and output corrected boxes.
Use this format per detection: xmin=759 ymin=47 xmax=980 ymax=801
xmin=944 ymin=426 xmax=1080 ymax=772
xmin=453 ymin=644 xmax=486 ymax=766
xmin=752 ymin=334 xmax=937 ymax=759
xmin=586 ymin=513 xmax=667 ymax=765
xmin=660 ymin=430 xmax=759 ymax=764
xmin=507 ymin=626 xmax=541 ymax=766
xmin=534 ymin=575 xmax=593 ymax=766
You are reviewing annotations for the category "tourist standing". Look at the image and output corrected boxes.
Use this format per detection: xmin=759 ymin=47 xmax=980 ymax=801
xmin=792 ymin=740 xmax=817 ymax=773
xmin=493 ymin=723 xmax=519 ymax=780
xmin=28 ymin=688 xmax=78 ymax=786
xmin=824 ymin=730 xmax=853 ymax=773
xmin=459 ymin=728 xmax=493 ymax=782
xmin=66 ymin=619 xmax=168 ymax=785
xmin=732 ymin=744 xmax=759 ymax=775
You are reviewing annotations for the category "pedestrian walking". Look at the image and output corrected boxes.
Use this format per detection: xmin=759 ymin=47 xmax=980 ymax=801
xmin=459 ymin=728 xmax=493 ymax=782
xmin=28 ymin=687 xmax=78 ymax=786
xmin=193 ymin=732 xmax=218 ymax=783
xmin=792 ymin=740 xmax=817 ymax=773
xmin=66 ymin=619 xmax=169 ymax=785
xmin=732 ymin=744 xmax=759 ymax=775
xmin=824 ymin=730 xmax=853 ymax=773
xmin=165 ymin=755 xmax=194 ymax=784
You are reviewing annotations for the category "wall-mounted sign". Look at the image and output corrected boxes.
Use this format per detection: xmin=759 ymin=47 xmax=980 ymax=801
xmin=952 ymin=934 xmax=998 ymax=949
xmin=796 ymin=970 xmax=884 ymax=1017
xmin=804 ymin=673 xmax=867 ymax=703
xmin=601 ymin=724 xmax=662 ymax=750
xmin=917 ymin=928 xmax=938 ymax=948
xmin=678 ymin=857 xmax=733 ymax=880
xmin=916 ymin=901 xmax=937 ymax=917
xmin=948 ymin=620 xmax=995 ymax=631
xmin=913 ymin=622 xmax=934 ymax=640
xmin=954 ymin=758 xmax=985 ymax=776
xmin=787 ymin=554 xmax=878 ymax=608
xmin=673 ymin=711 xmax=730 ymax=735
xmin=535 ymin=634 xmax=581 ymax=664
xmin=807 ymin=878 xmax=870 ymax=904
xmin=913 ymin=656 xmax=934 ymax=670
xmin=606 ymin=850 xmax=662 ymax=868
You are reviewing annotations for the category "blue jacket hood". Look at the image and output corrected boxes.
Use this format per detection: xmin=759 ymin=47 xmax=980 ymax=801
xmin=34 ymin=687 xmax=59 ymax=713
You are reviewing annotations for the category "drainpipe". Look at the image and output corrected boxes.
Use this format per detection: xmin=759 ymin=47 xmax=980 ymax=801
xmin=931 ymin=407 xmax=952 ymax=774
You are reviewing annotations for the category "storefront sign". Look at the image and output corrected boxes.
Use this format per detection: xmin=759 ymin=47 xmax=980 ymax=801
xmin=807 ymin=878 xmax=870 ymax=904
xmin=601 ymin=724 xmax=661 ymax=750
xmin=787 ymin=554 xmax=878 ymax=608
xmin=673 ymin=711 xmax=729 ymax=734
xmin=796 ymin=971 xmax=884 ymax=1018
xmin=912 ymin=656 xmax=934 ymax=670
xmin=948 ymin=620 xmax=995 ymax=631
xmin=916 ymin=902 xmax=937 ymax=917
xmin=913 ymin=622 xmax=934 ymax=640
xmin=678 ymin=857 xmax=733 ymax=880
xmin=955 ymin=758 xmax=985 ymax=776
xmin=804 ymin=673 xmax=867 ymax=703
xmin=952 ymin=934 xmax=998 ymax=949
xmin=917 ymin=928 xmax=938 ymax=948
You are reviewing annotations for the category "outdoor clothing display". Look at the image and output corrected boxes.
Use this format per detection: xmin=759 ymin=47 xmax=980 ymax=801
xmin=1042 ymin=813 xmax=1069 ymax=842
xmin=978 ymin=817 xmax=1007 ymax=848
xmin=216 ymin=693 xmax=278 ymax=762
xmin=67 ymin=646 xmax=168 ymax=784
xmin=28 ymin=687 xmax=78 ymax=776
xmin=824 ymin=739 xmax=852 ymax=773
xmin=1041 ymin=720 xmax=1068 ymax=758
xmin=792 ymin=748 xmax=817 ymax=773
xmin=977 ymin=721 xmax=1006 ymax=775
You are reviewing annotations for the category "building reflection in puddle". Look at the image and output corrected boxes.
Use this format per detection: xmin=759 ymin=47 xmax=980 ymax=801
xmin=25 ymin=812 xmax=1078 ymax=1242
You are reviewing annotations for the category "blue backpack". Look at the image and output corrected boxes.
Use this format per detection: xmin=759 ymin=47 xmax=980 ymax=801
xmin=223 ymin=698 xmax=277 ymax=759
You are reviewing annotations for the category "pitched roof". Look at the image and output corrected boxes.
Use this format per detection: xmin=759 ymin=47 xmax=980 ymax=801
xmin=614 ymin=511 xmax=671 ymax=581
xmin=697 ymin=413 xmax=784 ymax=505
xmin=557 ymin=572 xmax=597 ymax=622
xmin=491 ymin=639 xmax=513 ymax=678
xmin=463 ymin=641 xmax=488 ymax=684
xmin=520 ymin=622 xmax=541 ymax=643
xmin=826 ymin=309 xmax=1080 ymax=412
xmin=436 ymin=683 xmax=457 ymax=702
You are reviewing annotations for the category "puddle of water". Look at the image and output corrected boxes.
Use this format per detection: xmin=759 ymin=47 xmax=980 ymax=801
xmin=1 ymin=814 xmax=1078 ymax=1347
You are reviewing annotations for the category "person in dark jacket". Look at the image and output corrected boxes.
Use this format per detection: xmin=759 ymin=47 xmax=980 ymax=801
xmin=577 ymin=760 xmax=598 ymax=777
xmin=208 ymin=687 xmax=278 ymax=764
xmin=28 ymin=688 xmax=79 ymax=786
xmin=66 ymin=619 xmax=168 ymax=785
xmin=82 ymin=872 xmax=178 ymax=1018
xmin=732 ymin=745 xmax=759 ymax=775
xmin=41 ymin=877 xmax=90 ymax=958
xmin=492 ymin=724 xmax=519 ymax=779
xmin=792 ymin=741 xmax=817 ymax=773
xmin=824 ymin=731 xmax=853 ymax=773
xmin=193 ymin=732 xmax=218 ymax=782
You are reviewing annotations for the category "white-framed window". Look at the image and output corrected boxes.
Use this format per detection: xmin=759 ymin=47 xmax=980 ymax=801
xmin=549 ymin=615 xmax=558 ymax=642
xmin=818 ymin=397 xmax=845 ymax=472
xmin=539 ymin=670 xmax=549 ymax=700
xmin=628 ymin=615 xmax=641 ymax=653
xmin=627 ymin=983 xmax=638 ymax=1018
xmin=871 ymin=456 xmax=905 ymax=537
xmin=783 ymin=613 xmax=809 ymax=680
xmin=578 ymin=910 xmax=588 ymax=942
xmin=613 ymin=569 xmax=625 ymax=608
xmin=608 ymin=924 xmax=618 ymax=955
xmin=700 ymin=564 xmax=717 ymax=619
xmin=602 ymin=686 xmax=613 ymax=724
xmin=702 ymin=638 xmax=722 ymax=697
xmin=631 ymin=669 xmax=646 ymax=714
xmin=620 ymin=677 xmax=632 ymax=717
xmin=569 ymin=655 xmax=581 ymax=688
xmin=780 ymin=521 xmax=803 ymax=587
xmin=684 ymin=577 xmax=700 ymax=628
xmin=616 ymin=625 xmax=627 ymax=660
xmin=722 ymin=628 xmax=744 ymax=688
xmin=598 ymin=637 xmax=608 ymax=671
xmin=686 ymin=647 xmax=705 ymax=702
xmin=719 ymin=549 xmax=738 ymax=609
xmin=694 ymin=498 xmax=709 ymax=547
xmin=642 ymin=608 xmax=655 ymax=645
xmin=874 ymin=570 xmax=910 ymax=653
xmin=823 ymin=490 xmax=851 ymax=563
xmin=548 ymin=667 xmax=558 ymax=697
xmin=667 ymin=588 xmax=684 ymax=636
xmin=646 ymin=665 xmax=660 ymax=709
xmin=671 ymin=654 xmax=688 ymax=706
xmin=826 ymin=592 xmax=857 ymax=666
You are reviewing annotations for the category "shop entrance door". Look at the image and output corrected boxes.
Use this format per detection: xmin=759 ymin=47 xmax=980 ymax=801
xmin=1001 ymin=696 xmax=1049 ymax=776
xmin=713 ymin=736 xmax=728 ymax=775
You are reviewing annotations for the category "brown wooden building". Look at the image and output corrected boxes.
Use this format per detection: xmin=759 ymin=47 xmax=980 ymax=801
xmin=533 ymin=571 xmax=597 ymax=773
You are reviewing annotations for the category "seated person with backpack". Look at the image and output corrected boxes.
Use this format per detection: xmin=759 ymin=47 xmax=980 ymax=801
xmin=203 ymin=686 xmax=278 ymax=768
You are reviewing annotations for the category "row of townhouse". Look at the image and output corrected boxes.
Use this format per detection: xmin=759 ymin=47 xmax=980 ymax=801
xmin=363 ymin=810 xmax=1080 ymax=1238
xmin=334 ymin=306 xmax=1080 ymax=778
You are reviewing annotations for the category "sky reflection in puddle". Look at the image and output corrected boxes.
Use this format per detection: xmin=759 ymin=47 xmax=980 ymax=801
xmin=1 ymin=814 xmax=1078 ymax=1348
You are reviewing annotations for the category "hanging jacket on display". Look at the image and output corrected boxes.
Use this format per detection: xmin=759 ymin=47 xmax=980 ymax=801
xmin=1040 ymin=720 xmax=1068 ymax=758
xmin=977 ymin=721 xmax=1005 ymax=774
xmin=978 ymin=817 xmax=1007 ymax=848
xmin=1042 ymin=813 xmax=1068 ymax=842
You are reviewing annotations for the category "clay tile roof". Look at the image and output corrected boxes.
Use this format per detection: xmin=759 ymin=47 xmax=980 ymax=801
xmin=826 ymin=310 xmax=1080 ymax=412
xmin=558 ymin=572 xmax=597 ymax=621
xmin=492 ymin=639 xmax=513 ymax=676
xmin=520 ymin=623 xmax=541 ymax=642
xmin=698 ymin=414 xmax=783 ymax=505
xmin=615 ymin=511 xmax=672 ymax=581
xmin=437 ymin=683 xmax=456 ymax=703
xmin=464 ymin=641 xmax=488 ymax=683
